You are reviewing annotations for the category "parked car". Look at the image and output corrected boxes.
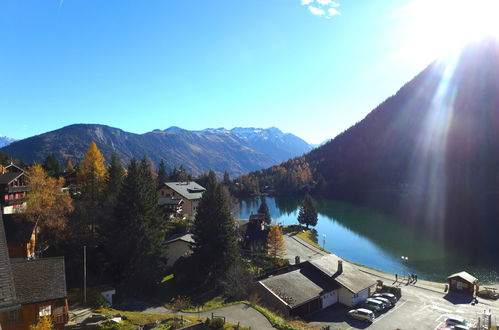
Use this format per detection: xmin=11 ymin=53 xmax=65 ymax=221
xmin=478 ymin=288 xmax=499 ymax=300
xmin=348 ymin=308 xmax=375 ymax=323
xmin=374 ymin=292 xmax=398 ymax=304
xmin=360 ymin=298 xmax=384 ymax=312
xmin=445 ymin=316 xmax=468 ymax=327
xmin=367 ymin=297 xmax=389 ymax=311
xmin=371 ymin=295 xmax=393 ymax=308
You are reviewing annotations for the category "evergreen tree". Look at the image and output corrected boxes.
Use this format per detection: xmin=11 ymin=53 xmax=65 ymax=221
xmin=105 ymin=152 xmax=124 ymax=200
xmin=257 ymin=197 xmax=271 ymax=225
xmin=223 ymin=171 xmax=231 ymax=185
xmin=157 ymin=160 xmax=168 ymax=187
xmin=105 ymin=158 xmax=168 ymax=292
xmin=0 ymin=151 xmax=9 ymax=166
xmin=43 ymin=154 xmax=62 ymax=176
xmin=297 ymin=194 xmax=318 ymax=229
xmin=191 ymin=171 xmax=239 ymax=285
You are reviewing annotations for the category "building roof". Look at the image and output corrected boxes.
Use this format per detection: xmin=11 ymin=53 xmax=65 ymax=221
xmin=447 ymin=271 xmax=478 ymax=284
xmin=158 ymin=197 xmax=184 ymax=206
xmin=259 ymin=268 xmax=339 ymax=308
xmin=308 ymin=254 xmax=377 ymax=294
xmin=11 ymin=257 xmax=67 ymax=304
xmin=165 ymin=232 xmax=195 ymax=245
xmin=163 ymin=182 xmax=206 ymax=200
xmin=0 ymin=172 xmax=23 ymax=185
xmin=0 ymin=213 xmax=18 ymax=311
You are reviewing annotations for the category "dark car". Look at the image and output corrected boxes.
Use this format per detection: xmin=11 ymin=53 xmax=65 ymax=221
xmin=373 ymin=292 xmax=398 ymax=304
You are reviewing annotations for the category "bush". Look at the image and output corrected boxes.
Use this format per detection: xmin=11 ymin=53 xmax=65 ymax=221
xmin=205 ymin=317 xmax=225 ymax=329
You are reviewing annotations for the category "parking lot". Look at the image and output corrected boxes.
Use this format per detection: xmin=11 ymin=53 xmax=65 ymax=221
xmin=307 ymin=281 xmax=499 ymax=329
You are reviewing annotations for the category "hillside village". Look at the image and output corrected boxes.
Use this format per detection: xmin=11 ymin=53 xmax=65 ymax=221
xmin=1 ymin=143 xmax=499 ymax=330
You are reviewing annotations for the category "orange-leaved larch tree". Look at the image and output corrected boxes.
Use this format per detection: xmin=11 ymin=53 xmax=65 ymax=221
xmin=29 ymin=315 xmax=54 ymax=330
xmin=77 ymin=142 xmax=108 ymax=198
xmin=23 ymin=164 xmax=74 ymax=255
xmin=266 ymin=219 xmax=285 ymax=265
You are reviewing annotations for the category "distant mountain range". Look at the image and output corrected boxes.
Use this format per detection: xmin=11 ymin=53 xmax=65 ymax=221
xmin=0 ymin=136 xmax=15 ymax=148
xmin=243 ymin=37 xmax=499 ymax=251
xmin=1 ymin=125 xmax=312 ymax=177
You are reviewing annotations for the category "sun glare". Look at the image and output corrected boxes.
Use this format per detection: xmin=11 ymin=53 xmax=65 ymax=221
xmin=398 ymin=0 xmax=499 ymax=64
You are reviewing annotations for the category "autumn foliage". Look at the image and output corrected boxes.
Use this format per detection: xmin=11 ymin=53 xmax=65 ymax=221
xmin=266 ymin=221 xmax=285 ymax=262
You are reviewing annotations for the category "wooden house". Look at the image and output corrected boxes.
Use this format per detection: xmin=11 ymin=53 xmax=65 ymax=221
xmin=0 ymin=170 xmax=28 ymax=215
xmin=447 ymin=271 xmax=478 ymax=295
xmin=0 ymin=213 xmax=68 ymax=330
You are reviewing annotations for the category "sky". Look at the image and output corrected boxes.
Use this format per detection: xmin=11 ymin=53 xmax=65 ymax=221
xmin=0 ymin=0 xmax=490 ymax=144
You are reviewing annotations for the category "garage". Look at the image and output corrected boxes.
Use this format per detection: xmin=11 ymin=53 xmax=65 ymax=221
xmin=321 ymin=290 xmax=338 ymax=308
xmin=447 ymin=271 xmax=478 ymax=295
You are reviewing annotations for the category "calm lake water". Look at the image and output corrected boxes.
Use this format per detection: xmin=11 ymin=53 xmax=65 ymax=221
xmin=236 ymin=197 xmax=499 ymax=284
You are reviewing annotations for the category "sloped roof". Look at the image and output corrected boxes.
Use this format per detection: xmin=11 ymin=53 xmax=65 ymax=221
xmin=165 ymin=232 xmax=194 ymax=245
xmin=158 ymin=197 xmax=183 ymax=206
xmin=308 ymin=254 xmax=376 ymax=294
xmin=259 ymin=268 xmax=339 ymax=308
xmin=448 ymin=271 xmax=478 ymax=284
xmin=164 ymin=182 xmax=206 ymax=200
xmin=0 ymin=213 xmax=18 ymax=311
xmin=11 ymin=257 xmax=67 ymax=304
xmin=0 ymin=172 xmax=23 ymax=185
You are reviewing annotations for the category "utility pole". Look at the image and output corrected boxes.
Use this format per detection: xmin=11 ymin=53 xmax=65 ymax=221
xmin=84 ymin=245 xmax=87 ymax=303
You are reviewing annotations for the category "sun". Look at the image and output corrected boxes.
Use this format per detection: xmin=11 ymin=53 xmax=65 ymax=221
xmin=397 ymin=0 xmax=499 ymax=64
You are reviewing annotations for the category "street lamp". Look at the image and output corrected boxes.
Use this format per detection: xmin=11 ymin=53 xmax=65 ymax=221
xmin=322 ymin=234 xmax=326 ymax=249
xmin=401 ymin=256 xmax=409 ymax=281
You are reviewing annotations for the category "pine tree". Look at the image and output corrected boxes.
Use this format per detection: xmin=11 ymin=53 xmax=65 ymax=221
xmin=297 ymin=194 xmax=318 ymax=229
xmin=223 ymin=171 xmax=231 ymax=185
xmin=105 ymin=158 xmax=168 ymax=292
xmin=266 ymin=220 xmax=285 ymax=264
xmin=191 ymin=171 xmax=239 ymax=284
xmin=157 ymin=160 xmax=168 ymax=187
xmin=105 ymin=152 xmax=124 ymax=200
xmin=258 ymin=197 xmax=271 ymax=225
xmin=43 ymin=154 xmax=62 ymax=176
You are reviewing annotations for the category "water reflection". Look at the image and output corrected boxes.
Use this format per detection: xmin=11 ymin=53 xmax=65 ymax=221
xmin=236 ymin=197 xmax=498 ymax=283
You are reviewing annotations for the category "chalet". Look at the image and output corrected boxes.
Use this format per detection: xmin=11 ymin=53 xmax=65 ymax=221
xmin=0 ymin=213 xmax=68 ymax=330
xmin=158 ymin=182 xmax=206 ymax=219
xmin=239 ymin=214 xmax=269 ymax=253
xmin=0 ymin=168 xmax=28 ymax=215
xmin=4 ymin=217 xmax=37 ymax=259
xmin=257 ymin=254 xmax=376 ymax=317
xmin=447 ymin=271 xmax=478 ymax=295
xmin=164 ymin=233 xmax=194 ymax=267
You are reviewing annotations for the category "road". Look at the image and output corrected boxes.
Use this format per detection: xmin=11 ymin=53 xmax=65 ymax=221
xmin=142 ymin=304 xmax=275 ymax=330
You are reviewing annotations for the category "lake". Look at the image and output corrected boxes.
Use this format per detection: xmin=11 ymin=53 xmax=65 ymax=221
xmin=236 ymin=196 xmax=498 ymax=284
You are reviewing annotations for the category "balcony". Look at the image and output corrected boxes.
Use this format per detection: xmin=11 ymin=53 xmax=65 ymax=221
xmin=4 ymin=197 xmax=27 ymax=206
xmin=7 ymin=186 xmax=28 ymax=193
xmin=53 ymin=306 xmax=69 ymax=325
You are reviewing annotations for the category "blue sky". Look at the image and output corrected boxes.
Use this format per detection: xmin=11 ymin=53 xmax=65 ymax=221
xmin=0 ymin=0 xmax=454 ymax=144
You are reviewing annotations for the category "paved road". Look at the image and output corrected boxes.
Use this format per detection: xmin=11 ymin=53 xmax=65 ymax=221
xmin=283 ymin=233 xmax=327 ymax=263
xmin=143 ymin=303 xmax=275 ymax=330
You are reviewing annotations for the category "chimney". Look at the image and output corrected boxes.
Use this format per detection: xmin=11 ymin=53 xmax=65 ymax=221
xmin=337 ymin=260 xmax=343 ymax=274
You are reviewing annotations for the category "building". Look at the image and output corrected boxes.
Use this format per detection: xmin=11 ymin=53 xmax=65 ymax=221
xmin=158 ymin=196 xmax=184 ymax=219
xmin=164 ymin=233 xmax=194 ymax=267
xmin=0 ymin=168 xmax=28 ymax=215
xmin=0 ymin=213 xmax=68 ymax=330
xmin=158 ymin=182 xmax=206 ymax=219
xmin=447 ymin=271 xmax=478 ymax=295
xmin=257 ymin=254 xmax=376 ymax=317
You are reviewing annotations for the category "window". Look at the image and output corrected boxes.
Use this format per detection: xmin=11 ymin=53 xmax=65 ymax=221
xmin=39 ymin=305 xmax=51 ymax=317
xmin=8 ymin=309 xmax=22 ymax=323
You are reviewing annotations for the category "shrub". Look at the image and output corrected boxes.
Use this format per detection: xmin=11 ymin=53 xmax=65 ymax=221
xmin=205 ymin=317 xmax=225 ymax=329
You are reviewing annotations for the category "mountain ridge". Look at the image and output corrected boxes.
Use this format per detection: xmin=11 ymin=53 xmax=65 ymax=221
xmin=1 ymin=124 xmax=312 ymax=177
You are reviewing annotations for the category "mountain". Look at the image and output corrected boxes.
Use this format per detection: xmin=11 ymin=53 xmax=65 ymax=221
xmin=242 ymin=37 xmax=499 ymax=251
xmin=0 ymin=125 xmax=311 ymax=177
xmin=0 ymin=136 xmax=15 ymax=148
